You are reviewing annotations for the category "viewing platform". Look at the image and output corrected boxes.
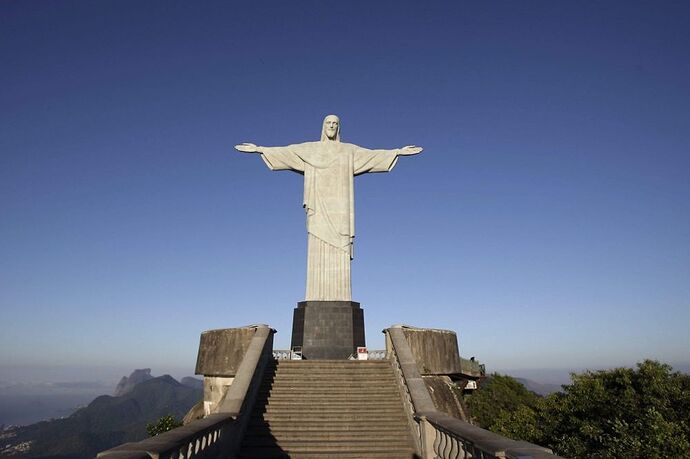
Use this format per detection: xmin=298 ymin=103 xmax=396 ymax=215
xmin=98 ymin=325 xmax=562 ymax=459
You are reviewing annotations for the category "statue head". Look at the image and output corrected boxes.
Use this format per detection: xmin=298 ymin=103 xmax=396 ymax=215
xmin=321 ymin=115 xmax=340 ymax=142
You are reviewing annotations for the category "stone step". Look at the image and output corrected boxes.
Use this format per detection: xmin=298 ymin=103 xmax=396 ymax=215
xmin=244 ymin=424 xmax=409 ymax=434
xmin=255 ymin=393 xmax=400 ymax=401
xmin=264 ymin=377 xmax=393 ymax=382
xmin=257 ymin=390 xmax=399 ymax=396
xmin=260 ymin=383 xmax=394 ymax=389
xmin=238 ymin=443 xmax=415 ymax=455
xmin=243 ymin=432 xmax=412 ymax=443
xmin=272 ymin=363 xmax=391 ymax=367
xmin=257 ymin=403 xmax=404 ymax=411
xmin=257 ymin=387 xmax=400 ymax=403
xmin=239 ymin=447 xmax=414 ymax=458
xmin=269 ymin=367 xmax=392 ymax=372
xmin=256 ymin=391 xmax=400 ymax=403
xmin=267 ymin=375 xmax=393 ymax=380
xmin=271 ymin=364 xmax=391 ymax=368
xmin=258 ymin=387 xmax=394 ymax=393
xmin=258 ymin=385 xmax=398 ymax=392
xmin=256 ymin=395 xmax=400 ymax=407
xmin=265 ymin=371 xmax=393 ymax=377
xmin=240 ymin=440 xmax=414 ymax=450
xmin=267 ymin=373 xmax=393 ymax=378
xmin=255 ymin=402 xmax=403 ymax=409
xmin=253 ymin=415 xmax=408 ymax=424
xmin=255 ymin=410 xmax=405 ymax=424
xmin=256 ymin=409 xmax=405 ymax=418
xmin=271 ymin=367 xmax=392 ymax=372
xmin=239 ymin=359 xmax=413 ymax=457
xmin=260 ymin=379 xmax=394 ymax=385
xmin=248 ymin=417 xmax=408 ymax=427
xmin=251 ymin=414 xmax=404 ymax=420
xmin=273 ymin=361 xmax=390 ymax=364
xmin=260 ymin=382 xmax=393 ymax=388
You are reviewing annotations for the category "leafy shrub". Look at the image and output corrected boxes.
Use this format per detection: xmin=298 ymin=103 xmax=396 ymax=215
xmin=146 ymin=415 xmax=183 ymax=437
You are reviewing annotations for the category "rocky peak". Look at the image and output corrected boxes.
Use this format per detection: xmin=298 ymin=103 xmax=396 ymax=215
xmin=113 ymin=368 xmax=154 ymax=396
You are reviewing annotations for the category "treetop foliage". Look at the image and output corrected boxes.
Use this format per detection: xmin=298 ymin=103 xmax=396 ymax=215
xmin=467 ymin=360 xmax=690 ymax=458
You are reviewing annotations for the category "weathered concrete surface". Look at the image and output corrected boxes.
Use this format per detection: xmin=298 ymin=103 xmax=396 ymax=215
xmin=203 ymin=376 xmax=234 ymax=415
xmin=422 ymin=375 xmax=467 ymax=420
xmin=195 ymin=326 xmax=257 ymax=377
xmin=291 ymin=301 xmax=365 ymax=359
xmin=401 ymin=326 xmax=462 ymax=375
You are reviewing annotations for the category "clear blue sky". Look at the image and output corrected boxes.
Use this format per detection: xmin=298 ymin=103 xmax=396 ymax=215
xmin=1 ymin=1 xmax=689 ymax=380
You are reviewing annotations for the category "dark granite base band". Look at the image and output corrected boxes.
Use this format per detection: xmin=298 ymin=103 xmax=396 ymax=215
xmin=291 ymin=301 xmax=365 ymax=360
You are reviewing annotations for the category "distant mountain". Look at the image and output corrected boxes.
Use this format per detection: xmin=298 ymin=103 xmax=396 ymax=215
xmin=180 ymin=377 xmax=203 ymax=390
xmin=1 ymin=374 xmax=201 ymax=458
xmin=514 ymin=377 xmax=563 ymax=396
xmin=113 ymin=369 xmax=154 ymax=396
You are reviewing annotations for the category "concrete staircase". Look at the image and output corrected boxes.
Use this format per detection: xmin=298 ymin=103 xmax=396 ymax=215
xmin=238 ymin=359 xmax=416 ymax=458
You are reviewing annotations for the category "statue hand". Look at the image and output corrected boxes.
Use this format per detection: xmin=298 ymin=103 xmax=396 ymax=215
xmin=235 ymin=143 xmax=260 ymax=153
xmin=400 ymin=145 xmax=423 ymax=156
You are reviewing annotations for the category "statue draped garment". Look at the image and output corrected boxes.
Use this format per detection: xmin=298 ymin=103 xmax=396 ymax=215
xmin=259 ymin=141 xmax=399 ymax=301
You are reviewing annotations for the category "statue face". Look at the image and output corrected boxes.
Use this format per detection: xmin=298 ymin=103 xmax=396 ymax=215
xmin=324 ymin=116 xmax=339 ymax=140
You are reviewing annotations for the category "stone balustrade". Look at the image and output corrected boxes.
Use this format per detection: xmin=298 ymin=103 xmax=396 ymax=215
xmin=416 ymin=411 xmax=562 ymax=459
xmin=96 ymin=413 xmax=235 ymax=459
xmin=385 ymin=325 xmax=564 ymax=459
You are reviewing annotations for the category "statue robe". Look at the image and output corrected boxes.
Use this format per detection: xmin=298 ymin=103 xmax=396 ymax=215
xmin=258 ymin=141 xmax=399 ymax=301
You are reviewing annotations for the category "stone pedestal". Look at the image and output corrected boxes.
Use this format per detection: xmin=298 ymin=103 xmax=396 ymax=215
xmin=291 ymin=301 xmax=365 ymax=360
xmin=194 ymin=325 xmax=272 ymax=415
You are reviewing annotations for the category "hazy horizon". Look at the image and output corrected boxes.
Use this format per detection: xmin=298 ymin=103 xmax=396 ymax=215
xmin=2 ymin=360 xmax=689 ymax=427
xmin=3 ymin=359 xmax=689 ymax=387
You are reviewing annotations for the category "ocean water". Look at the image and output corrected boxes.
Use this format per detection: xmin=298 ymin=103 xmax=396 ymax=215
xmin=0 ymin=392 xmax=106 ymax=426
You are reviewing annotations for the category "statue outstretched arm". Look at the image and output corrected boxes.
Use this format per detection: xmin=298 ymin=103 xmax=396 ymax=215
xmin=235 ymin=142 xmax=307 ymax=173
xmin=398 ymin=145 xmax=423 ymax=156
xmin=353 ymin=145 xmax=423 ymax=175
xmin=235 ymin=143 xmax=260 ymax=153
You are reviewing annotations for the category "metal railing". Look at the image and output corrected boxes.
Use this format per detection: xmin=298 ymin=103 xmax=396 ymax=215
xmin=367 ymin=349 xmax=387 ymax=360
xmin=272 ymin=349 xmax=293 ymax=360
xmin=273 ymin=348 xmax=387 ymax=360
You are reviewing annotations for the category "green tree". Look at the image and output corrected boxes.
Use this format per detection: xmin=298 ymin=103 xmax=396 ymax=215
xmin=146 ymin=414 xmax=183 ymax=437
xmin=470 ymin=360 xmax=690 ymax=459
xmin=466 ymin=373 xmax=541 ymax=431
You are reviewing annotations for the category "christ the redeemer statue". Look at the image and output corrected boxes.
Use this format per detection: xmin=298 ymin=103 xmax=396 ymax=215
xmin=236 ymin=115 xmax=422 ymax=302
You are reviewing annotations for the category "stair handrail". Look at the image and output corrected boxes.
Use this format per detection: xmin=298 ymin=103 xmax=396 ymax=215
xmin=386 ymin=325 xmax=435 ymax=456
xmin=96 ymin=413 xmax=235 ymax=459
xmin=216 ymin=325 xmax=274 ymax=414
xmin=98 ymin=325 xmax=275 ymax=459
xmin=384 ymin=325 xmax=564 ymax=459
xmin=414 ymin=410 xmax=564 ymax=459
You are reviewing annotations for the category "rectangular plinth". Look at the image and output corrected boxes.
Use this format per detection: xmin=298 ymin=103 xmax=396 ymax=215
xmin=195 ymin=326 xmax=257 ymax=376
xmin=291 ymin=301 xmax=365 ymax=360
